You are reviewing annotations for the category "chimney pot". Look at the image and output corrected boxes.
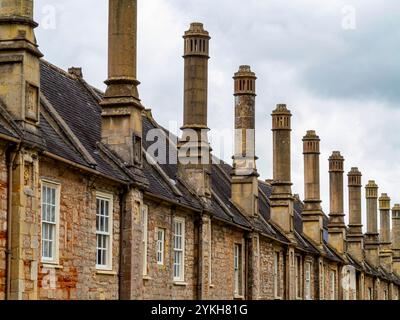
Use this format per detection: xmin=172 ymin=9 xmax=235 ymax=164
xmin=68 ymin=67 xmax=83 ymax=78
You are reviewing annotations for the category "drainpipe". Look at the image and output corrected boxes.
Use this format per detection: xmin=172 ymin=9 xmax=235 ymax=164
xmin=5 ymin=144 xmax=19 ymax=300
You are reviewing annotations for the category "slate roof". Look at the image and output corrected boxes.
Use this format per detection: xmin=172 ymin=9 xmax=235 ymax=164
xmin=39 ymin=61 xmax=135 ymax=183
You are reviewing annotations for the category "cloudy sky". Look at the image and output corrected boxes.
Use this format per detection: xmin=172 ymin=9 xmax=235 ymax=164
xmin=34 ymin=0 xmax=400 ymax=229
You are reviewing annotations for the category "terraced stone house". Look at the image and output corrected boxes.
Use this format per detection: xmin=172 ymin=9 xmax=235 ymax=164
xmin=0 ymin=0 xmax=399 ymax=300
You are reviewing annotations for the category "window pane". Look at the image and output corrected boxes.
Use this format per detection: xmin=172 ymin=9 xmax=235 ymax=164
xmin=104 ymin=216 xmax=109 ymax=233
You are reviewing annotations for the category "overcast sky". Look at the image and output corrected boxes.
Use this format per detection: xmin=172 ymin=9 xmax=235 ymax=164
xmin=34 ymin=0 xmax=400 ymax=229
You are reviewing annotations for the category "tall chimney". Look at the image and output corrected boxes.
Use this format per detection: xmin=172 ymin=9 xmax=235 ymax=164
xmin=0 ymin=0 xmax=42 ymax=133
xmin=270 ymin=104 xmax=294 ymax=235
xmin=302 ymin=130 xmax=323 ymax=246
xmin=231 ymin=66 xmax=259 ymax=217
xmin=379 ymin=193 xmax=393 ymax=272
xmin=392 ymin=204 xmax=400 ymax=275
xmin=177 ymin=23 xmax=212 ymax=199
xmin=100 ymin=0 xmax=143 ymax=167
xmin=327 ymin=152 xmax=346 ymax=254
xmin=347 ymin=167 xmax=363 ymax=262
xmin=365 ymin=181 xmax=380 ymax=267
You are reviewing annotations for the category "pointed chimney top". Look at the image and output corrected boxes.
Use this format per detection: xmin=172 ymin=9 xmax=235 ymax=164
xmin=329 ymin=151 xmax=344 ymax=160
xmin=234 ymin=65 xmax=256 ymax=78
xmin=303 ymin=130 xmax=320 ymax=140
xmin=272 ymin=104 xmax=291 ymax=115
xmin=348 ymin=167 xmax=362 ymax=176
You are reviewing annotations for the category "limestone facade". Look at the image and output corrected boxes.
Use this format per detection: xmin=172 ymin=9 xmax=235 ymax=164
xmin=0 ymin=0 xmax=399 ymax=301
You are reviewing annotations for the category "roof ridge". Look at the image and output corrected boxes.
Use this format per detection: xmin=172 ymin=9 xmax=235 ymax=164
xmin=40 ymin=94 xmax=97 ymax=168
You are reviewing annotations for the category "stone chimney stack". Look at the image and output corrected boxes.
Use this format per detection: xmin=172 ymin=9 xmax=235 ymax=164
xmin=379 ymin=193 xmax=393 ymax=272
xmin=270 ymin=104 xmax=294 ymax=235
xmin=392 ymin=204 xmax=400 ymax=275
xmin=100 ymin=0 xmax=143 ymax=167
xmin=231 ymin=66 xmax=259 ymax=217
xmin=347 ymin=168 xmax=364 ymax=262
xmin=177 ymin=23 xmax=212 ymax=199
xmin=302 ymin=130 xmax=324 ymax=246
xmin=365 ymin=181 xmax=380 ymax=267
xmin=0 ymin=0 xmax=43 ymax=133
xmin=327 ymin=152 xmax=346 ymax=254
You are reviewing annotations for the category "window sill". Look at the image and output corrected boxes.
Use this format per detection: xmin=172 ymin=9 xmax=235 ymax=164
xmin=234 ymin=294 xmax=245 ymax=300
xmin=96 ymin=270 xmax=117 ymax=276
xmin=274 ymin=296 xmax=283 ymax=300
xmin=143 ymin=275 xmax=152 ymax=281
xmin=173 ymin=281 xmax=188 ymax=287
xmin=209 ymin=284 xmax=215 ymax=288
xmin=41 ymin=263 xmax=63 ymax=270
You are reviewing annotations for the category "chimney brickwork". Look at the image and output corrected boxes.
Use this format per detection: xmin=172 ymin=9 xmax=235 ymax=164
xmin=231 ymin=65 xmax=259 ymax=217
xmin=302 ymin=130 xmax=323 ymax=246
xmin=178 ymin=23 xmax=212 ymax=200
xmin=379 ymin=193 xmax=393 ymax=272
xmin=347 ymin=168 xmax=363 ymax=262
xmin=0 ymin=0 xmax=42 ymax=300
xmin=327 ymin=152 xmax=346 ymax=254
xmin=100 ymin=0 xmax=143 ymax=167
xmin=392 ymin=204 xmax=400 ymax=276
xmin=0 ymin=0 xmax=42 ymax=135
xmin=365 ymin=181 xmax=380 ymax=267
xmin=270 ymin=104 xmax=294 ymax=236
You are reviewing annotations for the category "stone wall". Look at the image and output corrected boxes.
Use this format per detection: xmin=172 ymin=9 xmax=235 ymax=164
xmin=259 ymin=238 xmax=284 ymax=300
xmin=0 ymin=143 xmax=7 ymax=299
xmin=379 ymin=280 xmax=389 ymax=300
xmin=142 ymin=197 xmax=198 ymax=300
xmin=38 ymin=157 xmax=121 ymax=300
xmin=320 ymin=259 xmax=339 ymax=300
xmin=208 ymin=220 xmax=246 ymax=300
xmin=364 ymin=275 xmax=375 ymax=300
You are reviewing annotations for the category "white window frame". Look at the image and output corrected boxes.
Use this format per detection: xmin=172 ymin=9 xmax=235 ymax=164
xmin=173 ymin=217 xmax=185 ymax=282
xmin=95 ymin=192 xmax=113 ymax=271
xmin=329 ymin=270 xmax=336 ymax=300
xmin=41 ymin=180 xmax=61 ymax=264
xmin=234 ymin=243 xmax=243 ymax=296
xmin=142 ymin=205 xmax=149 ymax=275
xmin=156 ymin=228 xmax=165 ymax=266
xmin=305 ymin=262 xmax=312 ymax=300
xmin=274 ymin=251 xmax=281 ymax=299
